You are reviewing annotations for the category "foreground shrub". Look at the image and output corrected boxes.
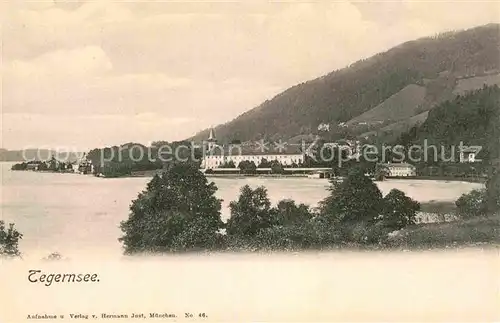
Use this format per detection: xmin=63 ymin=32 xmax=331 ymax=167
xmin=455 ymin=189 xmax=488 ymax=218
xmin=256 ymin=221 xmax=340 ymax=250
xmin=382 ymin=189 xmax=420 ymax=230
xmin=334 ymin=221 xmax=392 ymax=245
xmin=224 ymin=221 xmax=341 ymax=251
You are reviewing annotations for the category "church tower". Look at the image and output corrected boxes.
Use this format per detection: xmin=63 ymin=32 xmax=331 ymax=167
xmin=207 ymin=127 xmax=217 ymax=151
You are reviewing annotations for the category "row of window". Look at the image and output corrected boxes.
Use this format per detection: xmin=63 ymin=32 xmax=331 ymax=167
xmin=205 ymin=156 xmax=304 ymax=163
xmin=204 ymin=156 xmax=304 ymax=167
xmin=388 ymin=171 xmax=416 ymax=176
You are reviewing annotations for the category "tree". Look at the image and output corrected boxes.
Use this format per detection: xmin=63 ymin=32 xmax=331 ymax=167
xmin=270 ymin=160 xmax=284 ymax=174
xmin=357 ymin=153 xmax=377 ymax=175
xmin=226 ymin=185 xmax=275 ymax=237
xmin=48 ymin=155 xmax=58 ymax=171
xmin=456 ymin=189 xmax=488 ymax=217
xmin=119 ymin=162 xmax=224 ymax=254
xmin=381 ymin=189 xmax=420 ymax=230
xmin=485 ymin=168 xmax=500 ymax=214
xmin=374 ymin=164 xmax=389 ymax=181
xmin=456 ymin=188 xmax=488 ymax=218
xmin=11 ymin=162 xmax=28 ymax=170
xmin=221 ymin=160 xmax=236 ymax=168
xmin=238 ymin=160 xmax=257 ymax=175
xmin=0 ymin=221 xmax=22 ymax=257
xmin=258 ymin=158 xmax=271 ymax=168
xmin=320 ymin=167 xmax=383 ymax=225
xmin=273 ymin=199 xmax=313 ymax=226
xmin=454 ymin=163 xmax=500 ymax=217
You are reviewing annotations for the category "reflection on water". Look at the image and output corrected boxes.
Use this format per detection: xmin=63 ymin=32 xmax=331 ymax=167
xmin=1 ymin=163 xmax=484 ymax=259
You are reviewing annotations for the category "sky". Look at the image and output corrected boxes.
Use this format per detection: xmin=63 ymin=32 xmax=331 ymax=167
xmin=2 ymin=1 xmax=499 ymax=151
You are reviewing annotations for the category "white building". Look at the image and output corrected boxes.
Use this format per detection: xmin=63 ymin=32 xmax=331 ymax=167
xmin=317 ymin=123 xmax=330 ymax=132
xmin=201 ymin=128 xmax=305 ymax=169
xmin=71 ymin=163 xmax=80 ymax=173
xmin=379 ymin=163 xmax=417 ymax=177
xmin=459 ymin=146 xmax=480 ymax=163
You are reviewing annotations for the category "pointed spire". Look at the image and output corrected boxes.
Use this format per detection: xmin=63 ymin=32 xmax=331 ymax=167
xmin=208 ymin=127 xmax=216 ymax=141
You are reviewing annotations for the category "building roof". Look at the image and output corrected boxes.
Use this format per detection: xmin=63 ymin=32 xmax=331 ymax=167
xmin=460 ymin=146 xmax=482 ymax=153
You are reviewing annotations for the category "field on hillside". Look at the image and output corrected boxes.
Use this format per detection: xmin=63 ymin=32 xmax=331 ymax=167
xmin=348 ymin=84 xmax=426 ymax=124
xmin=454 ymin=73 xmax=500 ymax=95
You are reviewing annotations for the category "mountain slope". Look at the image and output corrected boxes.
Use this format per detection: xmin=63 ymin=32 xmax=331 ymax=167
xmin=190 ymin=24 xmax=500 ymax=143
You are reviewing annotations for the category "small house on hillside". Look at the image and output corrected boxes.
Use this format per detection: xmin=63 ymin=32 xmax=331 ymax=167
xmin=459 ymin=146 xmax=481 ymax=163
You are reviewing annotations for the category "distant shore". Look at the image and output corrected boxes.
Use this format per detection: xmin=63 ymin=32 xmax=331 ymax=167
xmin=128 ymin=169 xmax=486 ymax=183
xmin=8 ymin=166 xmax=488 ymax=184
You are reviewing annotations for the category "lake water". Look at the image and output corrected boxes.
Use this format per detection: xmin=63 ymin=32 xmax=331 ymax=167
xmin=0 ymin=162 xmax=484 ymax=259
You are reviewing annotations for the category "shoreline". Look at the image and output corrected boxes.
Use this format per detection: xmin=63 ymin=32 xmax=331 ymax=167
xmin=9 ymin=168 xmax=487 ymax=183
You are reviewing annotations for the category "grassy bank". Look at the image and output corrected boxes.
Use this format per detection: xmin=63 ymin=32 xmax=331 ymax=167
xmin=218 ymin=215 xmax=500 ymax=253
xmin=388 ymin=214 xmax=500 ymax=250
xmin=381 ymin=176 xmax=487 ymax=183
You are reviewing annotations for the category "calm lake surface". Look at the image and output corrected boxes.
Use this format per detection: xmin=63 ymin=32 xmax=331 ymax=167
xmin=0 ymin=162 xmax=484 ymax=258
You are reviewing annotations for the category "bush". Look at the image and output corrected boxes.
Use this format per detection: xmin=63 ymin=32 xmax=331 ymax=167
xmin=333 ymin=221 xmax=392 ymax=246
xmin=270 ymin=161 xmax=284 ymax=174
xmin=382 ymin=189 xmax=420 ymax=230
xmin=250 ymin=221 xmax=341 ymax=251
xmin=455 ymin=189 xmax=488 ymax=217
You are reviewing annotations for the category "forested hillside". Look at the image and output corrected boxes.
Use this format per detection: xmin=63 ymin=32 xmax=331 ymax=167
xmin=190 ymin=24 xmax=500 ymax=143
xmin=396 ymin=85 xmax=500 ymax=163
